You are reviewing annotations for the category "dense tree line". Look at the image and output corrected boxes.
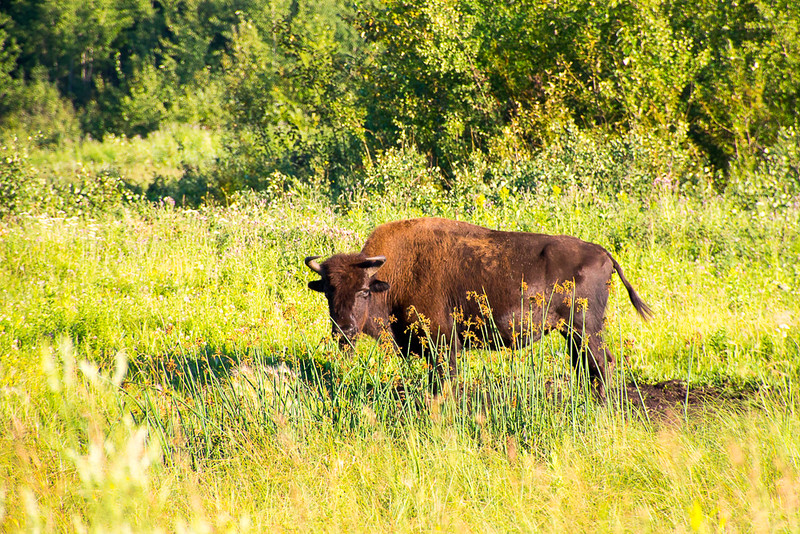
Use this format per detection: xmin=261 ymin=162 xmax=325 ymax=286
xmin=1 ymin=0 xmax=798 ymax=193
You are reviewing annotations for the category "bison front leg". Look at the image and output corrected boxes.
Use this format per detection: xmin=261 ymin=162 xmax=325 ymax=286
xmin=426 ymin=332 xmax=460 ymax=395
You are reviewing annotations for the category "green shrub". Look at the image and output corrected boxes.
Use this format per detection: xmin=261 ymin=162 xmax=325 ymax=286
xmin=0 ymin=67 xmax=81 ymax=147
xmin=0 ymin=140 xmax=31 ymax=217
xmin=357 ymin=145 xmax=446 ymax=212
xmin=479 ymin=123 xmax=711 ymax=200
xmin=117 ymin=64 xmax=170 ymax=137
xmin=727 ymin=127 xmax=800 ymax=209
xmin=220 ymin=12 xmax=368 ymax=189
xmin=0 ymin=142 xmax=141 ymax=217
xmin=146 ymin=165 xmax=222 ymax=207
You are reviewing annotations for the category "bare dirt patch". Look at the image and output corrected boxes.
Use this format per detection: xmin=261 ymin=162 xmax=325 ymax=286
xmin=619 ymin=379 xmax=754 ymax=424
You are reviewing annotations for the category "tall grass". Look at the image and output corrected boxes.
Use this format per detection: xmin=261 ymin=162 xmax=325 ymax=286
xmin=1 ymin=186 xmax=799 ymax=531
xmin=3 ymin=338 xmax=799 ymax=531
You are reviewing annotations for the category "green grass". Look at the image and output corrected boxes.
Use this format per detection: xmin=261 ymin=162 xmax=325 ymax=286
xmin=3 ymin=341 xmax=799 ymax=531
xmin=1 ymin=179 xmax=799 ymax=531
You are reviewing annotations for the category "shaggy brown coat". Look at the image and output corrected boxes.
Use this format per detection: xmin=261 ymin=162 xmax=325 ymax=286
xmin=306 ymin=217 xmax=652 ymax=396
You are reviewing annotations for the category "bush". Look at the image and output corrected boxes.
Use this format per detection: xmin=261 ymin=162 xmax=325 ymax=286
xmin=145 ymin=165 xmax=221 ymax=207
xmin=0 ymin=67 xmax=81 ymax=147
xmin=117 ymin=64 xmax=170 ymax=137
xmin=727 ymin=127 xmax=800 ymax=209
xmin=56 ymin=167 xmax=141 ymax=215
xmin=221 ymin=13 xmax=368 ymax=189
xmin=358 ymin=146 xmax=445 ymax=211
xmin=0 ymin=140 xmax=31 ymax=217
xmin=480 ymin=123 xmax=711 ymax=200
xmin=0 ymin=142 xmax=141 ymax=218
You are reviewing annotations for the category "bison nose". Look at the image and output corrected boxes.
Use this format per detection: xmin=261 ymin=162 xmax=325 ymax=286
xmin=343 ymin=327 xmax=359 ymax=339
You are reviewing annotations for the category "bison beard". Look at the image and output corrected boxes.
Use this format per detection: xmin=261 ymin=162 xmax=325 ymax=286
xmin=305 ymin=217 xmax=652 ymax=399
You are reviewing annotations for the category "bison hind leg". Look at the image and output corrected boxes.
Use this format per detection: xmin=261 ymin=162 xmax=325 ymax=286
xmin=561 ymin=328 xmax=614 ymax=400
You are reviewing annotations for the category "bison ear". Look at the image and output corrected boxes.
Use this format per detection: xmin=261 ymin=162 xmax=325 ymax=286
xmin=359 ymin=255 xmax=386 ymax=278
xmin=308 ymin=280 xmax=324 ymax=292
xmin=369 ymin=279 xmax=390 ymax=293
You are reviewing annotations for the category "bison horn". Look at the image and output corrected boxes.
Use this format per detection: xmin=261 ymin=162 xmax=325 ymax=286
xmin=363 ymin=256 xmax=386 ymax=266
xmin=361 ymin=256 xmax=386 ymax=277
xmin=305 ymin=255 xmax=323 ymax=274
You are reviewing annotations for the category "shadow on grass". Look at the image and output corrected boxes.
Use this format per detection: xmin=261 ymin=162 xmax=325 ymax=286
xmin=128 ymin=342 xmax=349 ymax=402
xmin=128 ymin=342 xmax=765 ymax=436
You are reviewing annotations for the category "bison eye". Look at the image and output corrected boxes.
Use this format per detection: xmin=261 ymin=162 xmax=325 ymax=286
xmin=356 ymin=289 xmax=370 ymax=298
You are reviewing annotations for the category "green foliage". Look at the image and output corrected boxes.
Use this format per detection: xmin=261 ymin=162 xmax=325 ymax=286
xmin=727 ymin=127 xmax=800 ymax=208
xmin=0 ymin=141 xmax=140 ymax=217
xmin=0 ymin=140 xmax=30 ymax=216
xmin=53 ymin=166 xmax=141 ymax=215
xmin=358 ymin=0 xmax=500 ymax=168
xmin=5 ymin=0 xmax=154 ymax=104
xmin=0 ymin=67 xmax=81 ymax=147
xmin=357 ymin=0 xmax=800 ymax=184
xmin=497 ymin=123 xmax=711 ymax=198
xmin=2 ymin=0 xmax=800 ymax=195
xmin=671 ymin=0 xmax=800 ymax=169
xmin=357 ymin=0 xmax=704 ymax=172
xmin=220 ymin=5 xmax=368 ymax=187
xmin=145 ymin=165 xmax=222 ymax=207
xmin=0 ymin=13 xmax=19 ymax=109
xmin=357 ymin=145 xmax=446 ymax=212
xmin=116 ymin=64 xmax=170 ymax=137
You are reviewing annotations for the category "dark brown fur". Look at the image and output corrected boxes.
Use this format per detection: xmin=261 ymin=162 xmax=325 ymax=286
xmin=306 ymin=217 xmax=652 ymax=397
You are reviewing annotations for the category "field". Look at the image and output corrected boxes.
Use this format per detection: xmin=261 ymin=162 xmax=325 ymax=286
xmin=1 ymin=135 xmax=800 ymax=532
xmin=3 ymin=1 xmax=800 ymax=530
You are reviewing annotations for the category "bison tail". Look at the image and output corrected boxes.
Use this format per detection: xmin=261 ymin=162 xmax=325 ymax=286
xmin=610 ymin=256 xmax=654 ymax=321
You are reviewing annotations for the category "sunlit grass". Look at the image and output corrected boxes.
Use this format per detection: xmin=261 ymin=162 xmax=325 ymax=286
xmin=24 ymin=124 xmax=222 ymax=186
xmin=2 ymin=339 xmax=799 ymax=531
xmin=1 ymin=189 xmax=799 ymax=531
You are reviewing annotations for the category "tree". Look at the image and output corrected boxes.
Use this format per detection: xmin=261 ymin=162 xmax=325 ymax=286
xmin=0 ymin=13 xmax=20 ymax=114
xmin=221 ymin=0 xmax=369 ymax=189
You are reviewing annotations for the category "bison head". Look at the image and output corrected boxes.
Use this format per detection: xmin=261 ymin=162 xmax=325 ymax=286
xmin=305 ymin=253 xmax=390 ymax=347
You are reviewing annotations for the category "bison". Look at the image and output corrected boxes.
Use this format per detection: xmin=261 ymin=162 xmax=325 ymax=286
xmin=305 ymin=217 xmax=652 ymax=397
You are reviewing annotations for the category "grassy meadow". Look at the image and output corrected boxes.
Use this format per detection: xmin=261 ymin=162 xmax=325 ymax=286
xmin=1 ymin=134 xmax=800 ymax=532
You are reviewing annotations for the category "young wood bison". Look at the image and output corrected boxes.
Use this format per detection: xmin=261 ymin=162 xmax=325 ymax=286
xmin=305 ymin=217 xmax=652 ymax=398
